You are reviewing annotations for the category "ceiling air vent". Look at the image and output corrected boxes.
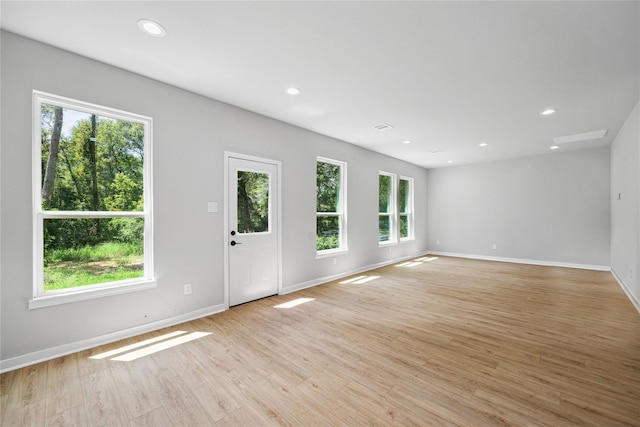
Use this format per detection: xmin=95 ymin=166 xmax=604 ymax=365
xmin=373 ymin=123 xmax=394 ymax=132
xmin=553 ymin=129 xmax=608 ymax=145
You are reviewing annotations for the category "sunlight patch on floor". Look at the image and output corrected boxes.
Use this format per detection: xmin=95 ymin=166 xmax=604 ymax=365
xmin=89 ymin=330 xmax=189 ymax=360
xmin=340 ymin=275 xmax=380 ymax=284
xmin=396 ymin=256 xmax=439 ymax=268
xmin=111 ymin=332 xmax=212 ymax=362
xmin=89 ymin=330 xmax=211 ymax=362
xmin=274 ymin=297 xmax=316 ymax=308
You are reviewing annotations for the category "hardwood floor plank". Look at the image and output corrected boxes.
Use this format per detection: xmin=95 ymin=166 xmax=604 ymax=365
xmin=44 ymin=354 xmax=83 ymax=419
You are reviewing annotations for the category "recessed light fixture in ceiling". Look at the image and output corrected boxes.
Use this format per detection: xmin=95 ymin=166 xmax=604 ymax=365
xmin=402 ymin=140 xmax=412 ymax=144
xmin=540 ymin=108 xmax=556 ymax=116
xmin=138 ymin=19 xmax=166 ymax=37
xmin=550 ymin=145 xmax=559 ymax=150
xmin=447 ymin=160 xmax=454 ymax=164
xmin=479 ymin=142 xmax=488 ymax=147
xmin=285 ymin=87 xmax=301 ymax=95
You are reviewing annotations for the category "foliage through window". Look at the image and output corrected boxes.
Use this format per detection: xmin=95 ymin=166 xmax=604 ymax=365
xmin=379 ymin=173 xmax=414 ymax=244
xmin=33 ymin=91 xmax=153 ymax=298
xmin=378 ymin=172 xmax=395 ymax=243
xmin=316 ymin=158 xmax=347 ymax=253
xmin=399 ymin=177 xmax=413 ymax=240
xmin=237 ymin=171 xmax=269 ymax=234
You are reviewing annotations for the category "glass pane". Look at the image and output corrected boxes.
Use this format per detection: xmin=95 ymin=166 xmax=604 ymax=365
xmin=316 ymin=162 xmax=341 ymax=213
xmin=237 ymin=171 xmax=269 ymax=234
xmin=317 ymin=216 xmax=340 ymax=250
xmin=40 ymin=104 xmax=144 ymax=211
xmin=43 ymin=217 xmax=144 ymax=292
xmin=399 ymin=179 xmax=409 ymax=213
xmin=400 ymin=215 xmax=409 ymax=238
xmin=379 ymin=215 xmax=391 ymax=242
xmin=379 ymin=174 xmax=391 ymax=213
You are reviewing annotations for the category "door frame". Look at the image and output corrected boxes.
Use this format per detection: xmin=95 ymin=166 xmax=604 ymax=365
xmin=223 ymin=151 xmax=282 ymax=309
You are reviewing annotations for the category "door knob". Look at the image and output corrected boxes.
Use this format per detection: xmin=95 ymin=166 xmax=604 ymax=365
xmin=230 ymin=240 xmax=242 ymax=246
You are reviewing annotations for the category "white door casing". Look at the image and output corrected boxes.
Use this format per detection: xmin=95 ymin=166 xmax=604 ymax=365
xmin=224 ymin=153 xmax=281 ymax=307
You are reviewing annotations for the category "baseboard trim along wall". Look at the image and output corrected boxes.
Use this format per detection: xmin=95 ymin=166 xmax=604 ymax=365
xmin=612 ymin=269 xmax=640 ymax=314
xmin=427 ymin=251 xmax=611 ymax=271
xmin=0 ymin=304 xmax=226 ymax=373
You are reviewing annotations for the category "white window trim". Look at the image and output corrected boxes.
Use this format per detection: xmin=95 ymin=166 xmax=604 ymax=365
xmin=316 ymin=157 xmax=348 ymax=258
xmin=30 ymin=91 xmax=155 ymax=309
xmin=399 ymin=175 xmax=415 ymax=242
xmin=378 ymin=171 xmax=397 ymax=246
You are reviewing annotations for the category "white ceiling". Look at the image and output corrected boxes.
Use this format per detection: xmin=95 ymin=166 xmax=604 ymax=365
xmin=2 ymin=1 xmax=639 ymax=168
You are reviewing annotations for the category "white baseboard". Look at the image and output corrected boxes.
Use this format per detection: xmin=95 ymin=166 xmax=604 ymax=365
xmin=280 ymin=251 xmax=430 ymax=295
xmin=0 ymin=304 xmax=226 ymax=373
xmin=611 ymin=269 xmax=640 ymax=314
xmin=426 ymin=251 xmax=611 ymax=271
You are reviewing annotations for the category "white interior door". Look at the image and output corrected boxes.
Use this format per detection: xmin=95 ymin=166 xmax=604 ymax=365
xmin=227 ymin=155 xmax=279 ymax=306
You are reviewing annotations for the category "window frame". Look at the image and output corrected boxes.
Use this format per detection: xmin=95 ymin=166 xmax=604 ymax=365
xmin=30 ymin=91 xmax=156 ymax=309
xmin=399 ymin=176 xmax=415 ymax=241
xmin=378 ymin=171 xmax=397 ymax=245
xmin=316 ymin=157 xmax=348 ymax=258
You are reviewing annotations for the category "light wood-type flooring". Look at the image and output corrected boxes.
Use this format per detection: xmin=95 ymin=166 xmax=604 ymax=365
xmin=2 ymin=256 xmax=640 ymax=426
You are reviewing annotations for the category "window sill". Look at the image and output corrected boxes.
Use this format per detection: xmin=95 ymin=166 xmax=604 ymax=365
xmin=28 ymin=279 xmax=157 ymax=309
xmin=378 ymin=240 xmax=398 ymax=247
xmin=316 ymin=248 xmax=348 ymax=259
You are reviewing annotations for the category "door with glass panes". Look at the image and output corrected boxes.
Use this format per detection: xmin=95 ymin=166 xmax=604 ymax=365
xmin=227 ymin=156 xmax=279 ymax=306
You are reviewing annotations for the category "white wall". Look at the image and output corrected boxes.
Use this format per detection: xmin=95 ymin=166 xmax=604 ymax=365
xmin=427 ymin=147 xmax=611 ymax=268
xmin=610 ymin=101 xmax=640 ymax=309
xmin=0 ymin=32 xmax=428 ymax=368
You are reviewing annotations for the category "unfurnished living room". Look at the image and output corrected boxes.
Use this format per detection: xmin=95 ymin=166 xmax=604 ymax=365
xmin=1 ymin=1 xmax=639 ymax=426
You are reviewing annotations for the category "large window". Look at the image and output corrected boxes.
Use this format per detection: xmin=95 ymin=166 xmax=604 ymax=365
xmin=378 ymin=172 xmax=396 ymax=244
xmin=32 ymin=91 xmax=154 ymax=307
xmin=316 ymin=157 xmax=347 ymax=255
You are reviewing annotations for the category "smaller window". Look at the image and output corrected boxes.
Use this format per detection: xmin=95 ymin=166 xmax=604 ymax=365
xmin=316 ymin=158 xmax=347 ymax=255
xmin=378 ymin=172 xmax=396 ymax=244
xmin=399 ymin=177 xmax=414 ymax=240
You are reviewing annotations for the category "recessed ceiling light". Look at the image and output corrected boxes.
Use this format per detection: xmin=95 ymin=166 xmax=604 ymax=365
xmin=402 ymin=140 xmax=412 ymax=144
xmin=479 ymin=142 xmax=488 ymax=147
xmin=447 ymin=160 xmax=454 ymax=164
xmin=540 ymin=108 xmax=556 ymax=116
xmin=138 ymin=19 xmax=166 ymax=37
xmin=550 ymin=145 xmax=559 ymax=150
xmin=285 ymin=87 xmax=301 ymax=96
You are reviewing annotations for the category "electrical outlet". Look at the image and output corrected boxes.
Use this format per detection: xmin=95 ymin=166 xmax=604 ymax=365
xmin=492 ymin=243 xmax=497 ymax=250
xmin=436 ymin=240 xmax=440 ymax=245
xmin=184 ymin=283 xmax=192 ymax=295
